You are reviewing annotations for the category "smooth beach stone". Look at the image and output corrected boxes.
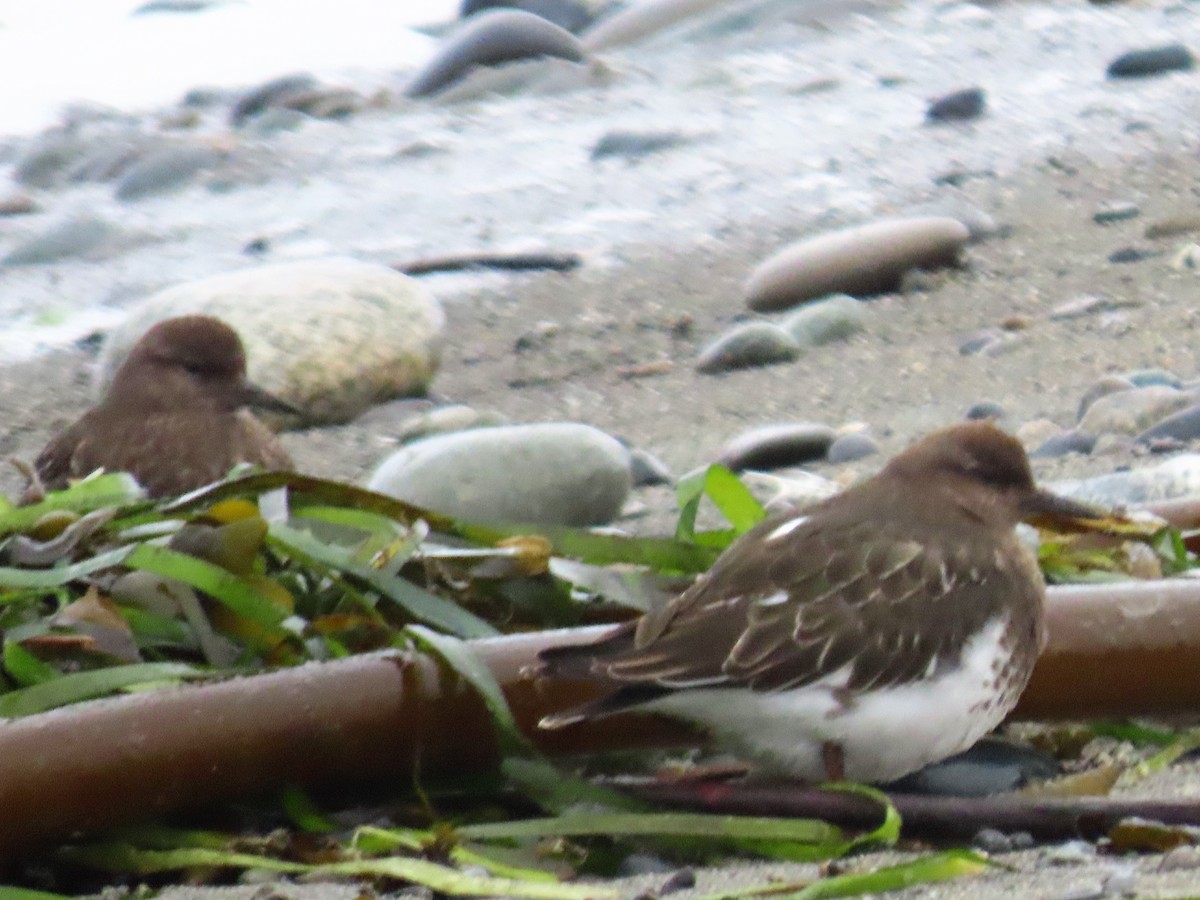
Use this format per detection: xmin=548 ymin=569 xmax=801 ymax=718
xmin=405 ymin=9 xmax=584 ymax=98
xmin=925 ymin=86 xmax=985 ymax=123
xmin=628 ymin=446 xmax=672 ymax=486
xmin=591 ymin=130 xmax=696 ymax=162
xmin=745 ymin=217 xmax=970 ymax=312
xmin=367 ymin=423 xmax=632 ymax=526
xmin=715 ymin=423 xmax=837 ymax=472
xmin=1145 ymin=216 xmax=1200 ymax=239
xmin=114 ymin=142 xmax=224 ymax=201
xmin=1077 ymin=385 xmax=1194 ymax=436
xmin=97 ymin=258 xmax=444 ymax=426
xmin=13 ymin=132 xmax=93 ymax=188
xmin=779 ymin=294 xmax=868 ymax=347
xmin=580 ymin=0 xmax=725 ymax=51
xmin=460 ymin=0 xmax=593 ymax=32
xmin=1106 ymin=43 xmax=1194 ymax=79
xmin=1031 ymin=430 xmax=1096 ymax=458
xmin=1123 ymin=367 xmax=1182 ymax=389
xmin=1093 ymin=200 xmax=1140 ymax=224
xmin=1077 ymin=375 xmax=1135 ymax=420
xmin=1053 ymin=454 xmax=1200 ymax=506
xmin=394 ymin=405 xmax=510 ymax=445
xmin=889 ymin=737 xmax=1058 ymax=797
xmin=230 ymin=74 xmax=318 ymax=126
xmin=1136 ymin=403 xmax=1200 ymax=445
xmin=694 ymin=321 xmax=801 ymax=374
xmin=965 ymin=400 xmax=1005 ymax=421
xmin=825 ymin=431 xmax=879 ymax=464
xmin=2 ymin=215 xmax=137 ymax=266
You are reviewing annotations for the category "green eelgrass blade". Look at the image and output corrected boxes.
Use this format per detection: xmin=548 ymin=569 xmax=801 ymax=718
xmin=0 ymin=662 xmax=204 ymax=717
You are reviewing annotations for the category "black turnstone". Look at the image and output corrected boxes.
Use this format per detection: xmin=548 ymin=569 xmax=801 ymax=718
xmin=34 ymin=315 xmax=296 ymax=499
xmin=538 ymin=422 xmax=1101 ymax=782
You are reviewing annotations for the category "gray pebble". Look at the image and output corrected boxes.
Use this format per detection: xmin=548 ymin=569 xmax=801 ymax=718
xmin=695 ymin=321 xmax=801 ymax=374
xmin=1093 ymin=201 xmax=1140 ymax=224
xmin=367 ymin=422 xmax=632 ymax=526
xmin=779 ymin=294 xmax=868 ymax=347
xmin=1078 ymin=385 xmax=1194 ymax=435
xmin=115 ymin=142 xmax=223 ymax=201
xmin=1032 ymin=430 xmax=1096 ymax=458
xmin=826 ymin=431 xmax=879 ymax=464
xmin=1144 ymin=216 xmax=1200 ymax=239
xmin=1053 ymin=453 xmax=1200 ymax=506
xmin=13 ymin=132 xmax=92 ymax=188
xmin=965 ymin=400 xmax=1005 ymax=421
xmin=959 ymin=328 xmax=1023 ymax=356
xmin=591 ymin=130 xmax=696 ymax=162
xmin=1124 ymin=367 xmax=1182 ymax=389
xmin=628 ymin=447 xmax=672 ymax=486
xmin=2 ymin=215 xmax=136 ymax=266
xmin=716 ymin=422 xmax=836 ymax=472
xmin=230 ymin=73 xmax=318 ymax=126
xmin=925 ymin=86 xmax=985 ymax=123
xmin=973 ymin=828 xmax=1014 ymax=854
xmin=1077 ymin=375 xmax=1136 ymax=420
xmin=1136 ymin=402 xmax=1200 ymax=445
xmin=1106 ymin=43 xmax=1194 ymax=78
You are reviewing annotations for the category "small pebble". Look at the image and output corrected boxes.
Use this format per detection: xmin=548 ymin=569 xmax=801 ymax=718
xmin=1032 ymin=430 xmax=1096 ymax=458
xmin=1125 ymin=367 xmax=1182 ymax=389
xmin=1102 ymin=863 xmax=1138 ymax=897
xmin=1093 ymin=201 xmax=1140 ymax=224
xmin=591 ymin=130 xmax=696 ymax=161
xmin=965 ymin=400 xmax=1005 ymax=421
xmin=1077 ymin=376 xmax=1135 ymax=420
xmin=926 ymin=86 xmax=985 ymax=122
xmin=1106 ymin=43 xmax=1195 ymax=78
xmin=660 ymin=867 xmax=697 ymax=894
xmin=716 ymin=422 xmax=836 ymax=472
xmin=629 ymin=447 xmax=673 ymax=486
xmin=1136 ymin=402 xmax=1200 ymax=445
xmin=1145 ymin=215 xmax=1200 ymax=239
xmin=1171 ymin=243 xmax=1200 ymax=271
xmin=695 ymin=322 xmax=801 ymax=374
xmin=1108 ymin=246 xmax=1154 ymax=264
xmin=826 ymin=431 xmax=879 ymax=464
xmin=973 ymin=827 xmax=1014 ymax=854
xmin=1078 ymin=385 xmax=1194 ymax=435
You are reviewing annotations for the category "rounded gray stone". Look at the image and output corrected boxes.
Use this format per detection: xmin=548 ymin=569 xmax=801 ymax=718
xmin=745 ymin=216 xmax=970 ymax=312
xmin=1077 ymin=375 xmax=1135 ymax=421
xmin=779 ymin=294 xmax=868 ymax=347
xmin=3 ymin=215 xmax=136 ymax=266
xmin=1137 ymin=402 xmax=1200 ymax=445
xmin=695 ymin=321 xmax=801 ymax=374
xmin=825 ymin=431 xmax=879 ymax=464
xmin=1053 ymin=453 xmax=1200 ymax=506
xmin=1123 ymin=367 xmax=1182 ymax=389
xmin=96 ymin=258 xmax=444 ymax=426
xmin=580 ymin=0 xmax=726 ymax=51
xmin=716 ymin=422 xmax=836 ymax=472
xmin=1077 ymin=385 xmax=1194 ymax=436
xmin=367 ymin=422 xmax=632 ymax=526
xmin=115 ymin=142 xmax=223 ymax=201
xmin=405 ymin=9 xmax=584 ymax=98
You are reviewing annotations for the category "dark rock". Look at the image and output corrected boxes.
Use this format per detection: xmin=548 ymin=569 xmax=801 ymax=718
xmin=1106 ymin=43 xmax=1194 ymax=79
xmin=1107 ymin=246 xmax=1154 ymax=263
xmin=716 ymin=422 xmax=836 ymax=472
xmin=0 ymin=195 xmax=38 ymax=216
xmin=926 ymin=87 xmax=985 ymax=123
xmin=1032 ymin=430 xmax=1096 ymax=458
xmin=825 ymin=431 xmax=879 ymax=464
xmin=460 ymin=0 xmax=593 ymax=32
xmin=695 ymin=322 xmax=801 ymax=374
xmin=1092 ymin=201 xmax=1140 ymax=224
xmin=591 ymin=130 xmax=695 ymax=162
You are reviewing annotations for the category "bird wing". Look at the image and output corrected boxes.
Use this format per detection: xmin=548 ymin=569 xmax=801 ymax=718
xmin=596 ymin=511 xmax=1042 ymax=696
xmin=34 ymin=414 xmax=93 ymax=490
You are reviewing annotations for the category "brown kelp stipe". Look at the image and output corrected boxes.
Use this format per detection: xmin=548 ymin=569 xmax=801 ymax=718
xmin=1 ymin=580 xmax=1200 ymax=857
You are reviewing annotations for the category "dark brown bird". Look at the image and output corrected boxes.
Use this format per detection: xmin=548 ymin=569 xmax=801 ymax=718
xmin=539 ymin=422 xmax=1102 ymax=783
xmin=35 ymin=315 xmax=296 ymax=498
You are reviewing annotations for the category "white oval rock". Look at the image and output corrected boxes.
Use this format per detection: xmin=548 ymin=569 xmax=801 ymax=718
xmin=745 ymin=217 xmax=970 ymax=312
xmin=367 ymin=422 xmax=632 ymax=526
xmin=97 ymin=258 xmax=444 ymax=426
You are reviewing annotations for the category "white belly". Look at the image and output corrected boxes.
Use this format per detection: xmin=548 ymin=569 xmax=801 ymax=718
xmin=642 ymin=617 xmax=1015 ymax=782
